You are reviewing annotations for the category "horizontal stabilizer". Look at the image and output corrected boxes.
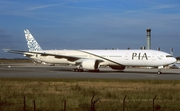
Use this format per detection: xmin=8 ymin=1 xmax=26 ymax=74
xmin=3 ymin=49 xmax=27 ymax=54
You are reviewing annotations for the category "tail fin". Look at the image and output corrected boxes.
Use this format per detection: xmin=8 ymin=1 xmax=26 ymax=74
xmin=24 ymin=29 xmax=42 ymax=52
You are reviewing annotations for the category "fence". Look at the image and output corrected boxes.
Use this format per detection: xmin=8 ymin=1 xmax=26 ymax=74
xmin=9 ymin=95 xmax=164 ymax=111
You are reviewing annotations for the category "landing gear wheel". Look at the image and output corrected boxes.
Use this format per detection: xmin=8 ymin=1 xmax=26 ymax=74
xmin=73 ymin=68 xmax=84 ymax=72
xmin=95 ymin=69 xmax=100 ymax=72
xmin=73 ymin=68 xmax=76 ymax=72
xmin=78 ymin=69 xmax=84 ymax=72
xmin=158 ymin=71 xmax=161 ymax=75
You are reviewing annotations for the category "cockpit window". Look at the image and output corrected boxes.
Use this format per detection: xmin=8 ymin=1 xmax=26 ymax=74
xmin=166 ymin=55 xmax=173 ymax=57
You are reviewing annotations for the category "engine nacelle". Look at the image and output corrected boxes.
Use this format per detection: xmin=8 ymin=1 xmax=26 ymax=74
xmin=109 ymin=65 xmax=125 ymax=70
xmin=81 ymin=59 xmax=99 ymax=70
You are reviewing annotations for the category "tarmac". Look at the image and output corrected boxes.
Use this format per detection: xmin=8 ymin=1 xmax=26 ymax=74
xmin=0 ymin=63 xmax=180 ymax=80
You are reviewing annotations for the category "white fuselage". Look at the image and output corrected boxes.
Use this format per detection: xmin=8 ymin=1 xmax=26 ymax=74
xmin=26 ymin=49 xmax=176 ymax=67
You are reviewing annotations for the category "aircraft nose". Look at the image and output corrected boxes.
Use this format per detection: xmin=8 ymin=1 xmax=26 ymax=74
xmin=169 ymin=57 xmax=177 ymax=64
xmin=165 ymin=57 xmax=176 ymax=65
xmin=172 ymin=57 xmax=177 ymax=63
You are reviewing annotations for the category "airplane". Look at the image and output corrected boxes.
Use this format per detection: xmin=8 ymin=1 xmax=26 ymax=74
xmin=3 ymin=29 xmax=176 ymax=74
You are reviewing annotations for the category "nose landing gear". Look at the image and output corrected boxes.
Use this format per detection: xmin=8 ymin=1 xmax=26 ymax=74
xmin=157 ymin=71 xmax=162 ymax=75
xmin=157 ymin=66 xmax=163 ymax=74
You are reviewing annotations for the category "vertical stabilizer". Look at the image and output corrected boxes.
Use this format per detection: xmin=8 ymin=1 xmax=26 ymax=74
xmin=24 ymin=29 xmax=42 ymax=52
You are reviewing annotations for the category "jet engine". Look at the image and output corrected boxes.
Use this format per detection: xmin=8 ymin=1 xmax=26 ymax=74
xmin=81 ymin=59 xmax=99 ymax=70
xmin=109 ymin=65 xmax=125 ymax=70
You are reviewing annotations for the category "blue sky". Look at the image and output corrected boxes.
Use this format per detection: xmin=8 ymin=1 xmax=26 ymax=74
xmin=0 ymin=0 xmax=180 ymax=58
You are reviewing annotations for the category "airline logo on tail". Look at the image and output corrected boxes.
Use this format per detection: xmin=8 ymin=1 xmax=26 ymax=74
xmin=24 ymin=29 xmax=42 ymax=52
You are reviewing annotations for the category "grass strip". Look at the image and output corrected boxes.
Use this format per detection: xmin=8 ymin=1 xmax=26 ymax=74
xmin=0 ymin=78 xmax=179 ymax=111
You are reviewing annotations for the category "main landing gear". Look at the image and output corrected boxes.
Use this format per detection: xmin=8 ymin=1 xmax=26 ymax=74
xmin=73 ymin=68 xmax=84 ymax=72
xmin=73 ymin=65 xmax=84 ymax=72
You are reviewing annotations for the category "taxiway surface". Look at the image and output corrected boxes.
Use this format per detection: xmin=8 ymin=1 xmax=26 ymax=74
xmin=0 ymin=63 xmax=180 ymax=80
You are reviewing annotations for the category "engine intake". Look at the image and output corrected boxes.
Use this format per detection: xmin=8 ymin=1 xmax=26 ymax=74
xmin=81 ymin=59 xmax=99 ymax=70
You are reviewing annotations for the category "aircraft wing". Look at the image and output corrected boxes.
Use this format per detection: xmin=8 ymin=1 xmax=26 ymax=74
xmin=3 ymin=49 xmax=104 ymax=62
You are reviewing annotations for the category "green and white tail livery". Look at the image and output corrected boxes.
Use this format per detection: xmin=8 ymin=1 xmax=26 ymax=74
xmin=24 ymin=29 xmax=42 ymax=52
